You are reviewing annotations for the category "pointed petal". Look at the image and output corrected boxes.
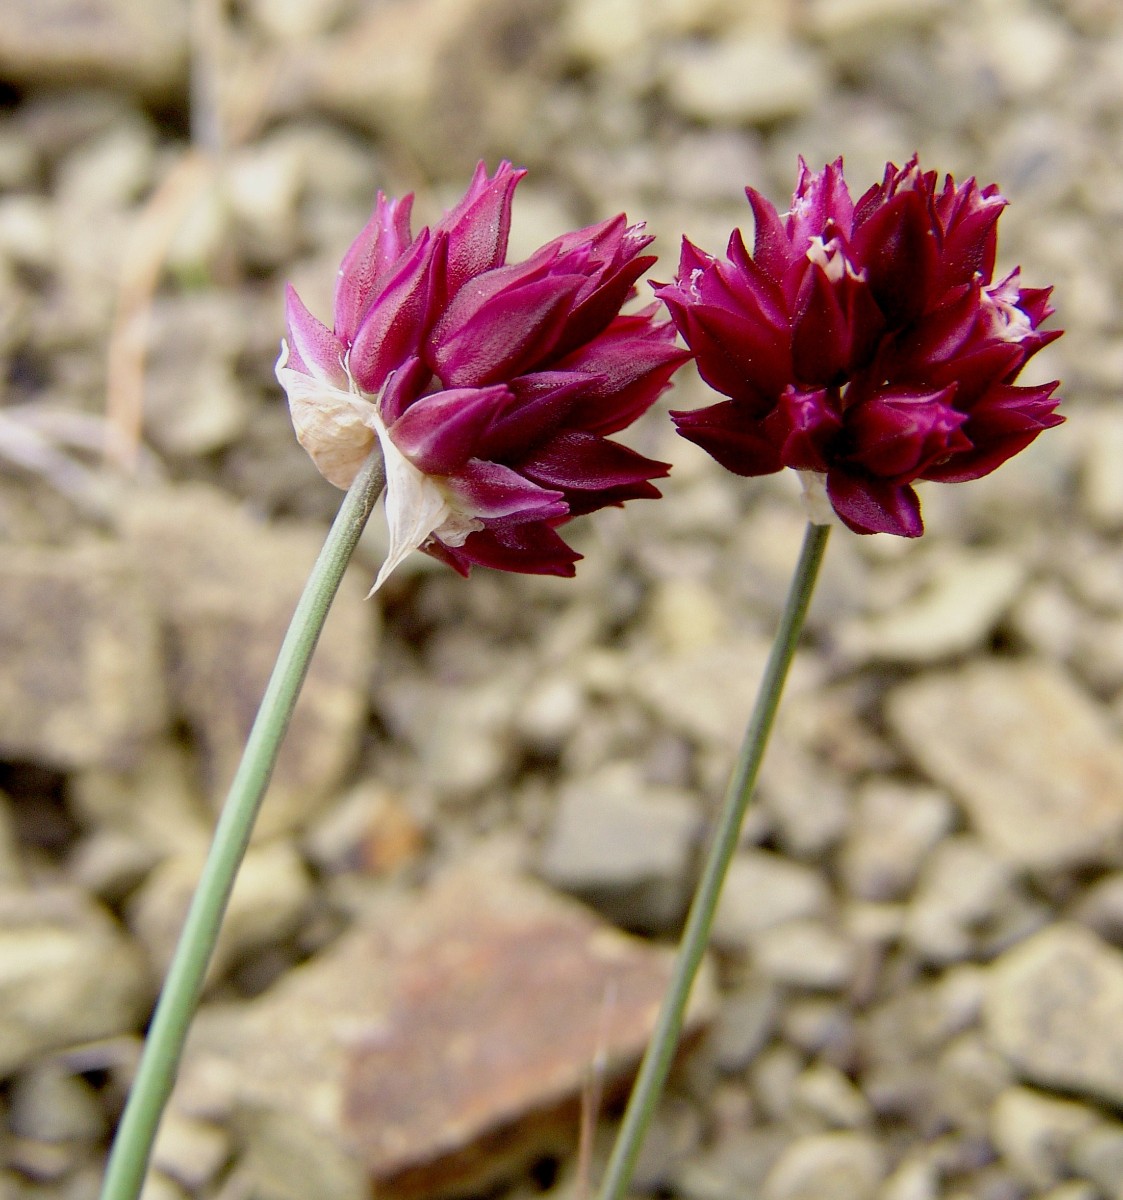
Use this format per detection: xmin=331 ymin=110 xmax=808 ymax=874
xmin=369 ymin=412 xmax=453 ymax=594
xmin=349 ymin=230 xmax=446 ymax=394
xmin=435 ymin=160 xmax=526 ymax=299
xmin=425 ymin=521 xmax=581 ymax=578
xmin=521 ymin=431 xmax=670 ymax=491
xmin=671 ymin=400 xmax=784 ymax=477
xmin=430 ymin=272 xmax=584 ymax=387
xmin=473 ymin=372 xmax=586 ymax=461
xmin=387 ymin=384 xmax=512 ymax=474
xmin=284 ymin=285 xmax=347 ymax=386
xmin=334 ymin=192 xmax=415 ymax=344
xmin=443 ymin=458 xmax=568 ymax=525
xmin=826 ymin=472 xmax=924 ymax=536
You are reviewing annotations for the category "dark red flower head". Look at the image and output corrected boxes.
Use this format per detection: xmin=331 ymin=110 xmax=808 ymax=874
xmin=656 ymin=156 xmax=1063 ymax=536
xmin=277 ymin=162 xmax=687 ymax=589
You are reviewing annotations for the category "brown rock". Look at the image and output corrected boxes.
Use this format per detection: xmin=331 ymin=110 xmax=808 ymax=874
xmin=887 ymin=661 xmax=1123 ymax=869
xmin=178 ymin=867 xmax=716 ymax=1200
xmin=0 ymin=541 xmax=166 ymax=770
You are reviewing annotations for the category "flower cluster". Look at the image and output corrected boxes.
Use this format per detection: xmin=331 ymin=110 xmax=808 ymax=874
xmin=656 ymin=156 xmax=1062 ymax=536
xmin=276 ymin=162 xmax=686 ymax=589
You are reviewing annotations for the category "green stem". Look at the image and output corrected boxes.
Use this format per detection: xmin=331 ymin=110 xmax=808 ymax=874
xmin=100 ymin=449 xmax=386 ymax=1200
xmin=597 ymin=520 xmax=831 ymax=1200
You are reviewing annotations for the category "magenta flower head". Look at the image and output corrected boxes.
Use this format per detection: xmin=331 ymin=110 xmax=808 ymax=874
xmin=275 ymin=162 xmax=687 ymax=590
xmin=655 ymin=156 xmax=1063 ymax=536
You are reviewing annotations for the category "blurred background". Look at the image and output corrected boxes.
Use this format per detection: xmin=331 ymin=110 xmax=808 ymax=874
xmin=1 ymin=1 xmax=1121 ymax=1198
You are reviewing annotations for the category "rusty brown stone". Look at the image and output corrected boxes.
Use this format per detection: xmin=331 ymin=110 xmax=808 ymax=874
xmin=178 ymin=866 xmax=715 ymax=1200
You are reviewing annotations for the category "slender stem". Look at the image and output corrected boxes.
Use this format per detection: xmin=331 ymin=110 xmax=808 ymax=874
xmin=100 ymin=450 xmax=386 ymax=1200
xmin=597 ymin=521 xmax=831 ymax=1200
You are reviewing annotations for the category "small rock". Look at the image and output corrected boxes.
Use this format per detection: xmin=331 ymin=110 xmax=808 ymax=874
xmin=904 ymin=837 xmax=1019 ymax=965
xmin=1069 ymin=1123 xmax=1123 ymax=1200
xmin=708 ymin=977 xmax=780 ymax=1072
xmin=839 ymin=781 xmax=953 ymax=902
xmin=878 ymin=1153 xmax=940 ymax=1200
xmin=152 ymin=1111 xmax=231 ymax=1193
xmin=128 ymin=839 xmax=314 ymax=983
xmin=1038 ymin=1183 xmax=1100 ymax=1200
xmin=802 ymin=0 xmax=948 ymax=39
xmin=0 ymin=792 xmax=24 ymax=885
xmin=758 ymin=729 xmax=852 ymax=859
xmin=673 ymin=1127 xmax=792 ymax=1200
xmin=986 ymin=924 xmax=1123 ymax=1107
xmin=887 ymin=661 xmax=1123 ymax=869
xmin=663 ymin=34 xmax=828 ymax=125
xmin=8 ymin=1061 xmax=106 ymax=1142
xmin=990 ymin=1086 xmax=1099 ymax=1190
xmin=70 ymin=742 xmax=212 ymax=862
xmin=1078 ymin=407 xmax=1123 ymax=532
xmin=630 ymin=634 xmax=773 ymax=750
xmin=0 ymin=886 xmax=150 ymax=1076
xmin=752 ymin=920 xmax=856 ymax=991
xmin=68 ymin=828 xmax=160 ymax=903
xmin=836 ymin=550 xmax=1024 ymax=664
xmin=780 ymin=998 xmax=857 ymax=1064
xmin=142 ymin=293 xmax=251 ymax=457
xmin=933 ymin=1032 xmax=1014 ymax=1137
xmin=1073 ymin=872 xmax=1123 ymax=946
xmin=790 ymin=1064 xmax=872 ymax=1130
xmin=0 ymin=0 xmax=187 ymax=97
xmin=538 ymin=762 xmax=700 ymax=931
xmin=302 ymin=783 xmax=427 ymax=877
xmin=5 ymin=1135 xmax=86 ymax=1183
xmin=752 ymin=1044 xmax=805 ymax=1123
xmin=711 ymin=850 xmax=831 ymax=951
xmin=0 ymin=541 xmax=167 ymax=770
xmin=121 ymin=483 xmax=377 ymax=839
xmin=761 ymin=1132 xmax=885 ymax=1200
xmin=377 ymin=672 xmax=519 ymax=797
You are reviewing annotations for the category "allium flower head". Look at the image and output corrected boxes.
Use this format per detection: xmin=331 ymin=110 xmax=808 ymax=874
xmin=656 ymin=156 xmax=1063 ymax=536
xmin=277 ymin=162 xmax=686 ymax=589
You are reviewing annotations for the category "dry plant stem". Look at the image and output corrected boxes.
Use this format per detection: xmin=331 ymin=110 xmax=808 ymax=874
xmin=99 ymin=449 xmax=387 ymax=1200
xmin=596 ymin=520 xmax=831 ymax=1200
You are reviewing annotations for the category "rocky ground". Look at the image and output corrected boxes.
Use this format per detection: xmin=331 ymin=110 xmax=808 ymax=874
xmin=1 ymin=0 xmax=1122 ymax=1198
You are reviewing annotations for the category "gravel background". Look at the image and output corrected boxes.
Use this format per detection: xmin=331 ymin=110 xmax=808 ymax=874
xmin=1 ymin=2 xmax=1122 ymax=1199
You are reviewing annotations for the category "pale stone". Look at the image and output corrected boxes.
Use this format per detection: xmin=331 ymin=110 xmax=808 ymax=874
xmin=664 ymin=34 xmax=828 ymax=125
xmin=761 ymin=1132 xmax=885 ymax=1200
xmin=121 ymin=483 xmax=377 ymax=839
xmin=990 ymin=1086 xmax=1099 ymax=1190
xmin=0 ymin=0 xmax=187 ymax=96
xmin=538 ymin=762 xmax=700 ymax=930
xmin=836 ymin=551 xmax=1024 ymax=664
xmin=0 ymin=887 xmax=149 ymax=1076
xmin=839 ymin=781 xmax=953 ymax=902
xmin=0 ymin=541 xmax=167 ymax=770
xmin=904 ymin=837 xmax=1019 ymax=965
xmin=151 ymin=1111 xmax=231 ymax=1193
xmin=752 ymin=920 xmax=856 ymax=991
xmin=986 ymin=924 xmax=1123 ymax=1107
xmin=712 ymin=851 xmax=831 ymax=950
xmin=128 ymin=840 xmax=313 ymax=983
xmin=8 ymin=1061 xmax=106 ymax=1142
xmin=887 ymin=661 xmax=1123 ymax=869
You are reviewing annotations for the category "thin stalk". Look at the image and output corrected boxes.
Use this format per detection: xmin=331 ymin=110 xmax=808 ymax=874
xmin=597 ymin=520 xmax=831 ymax=1200
xmin=100 ymin=449 xmax=386 ymax=1200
